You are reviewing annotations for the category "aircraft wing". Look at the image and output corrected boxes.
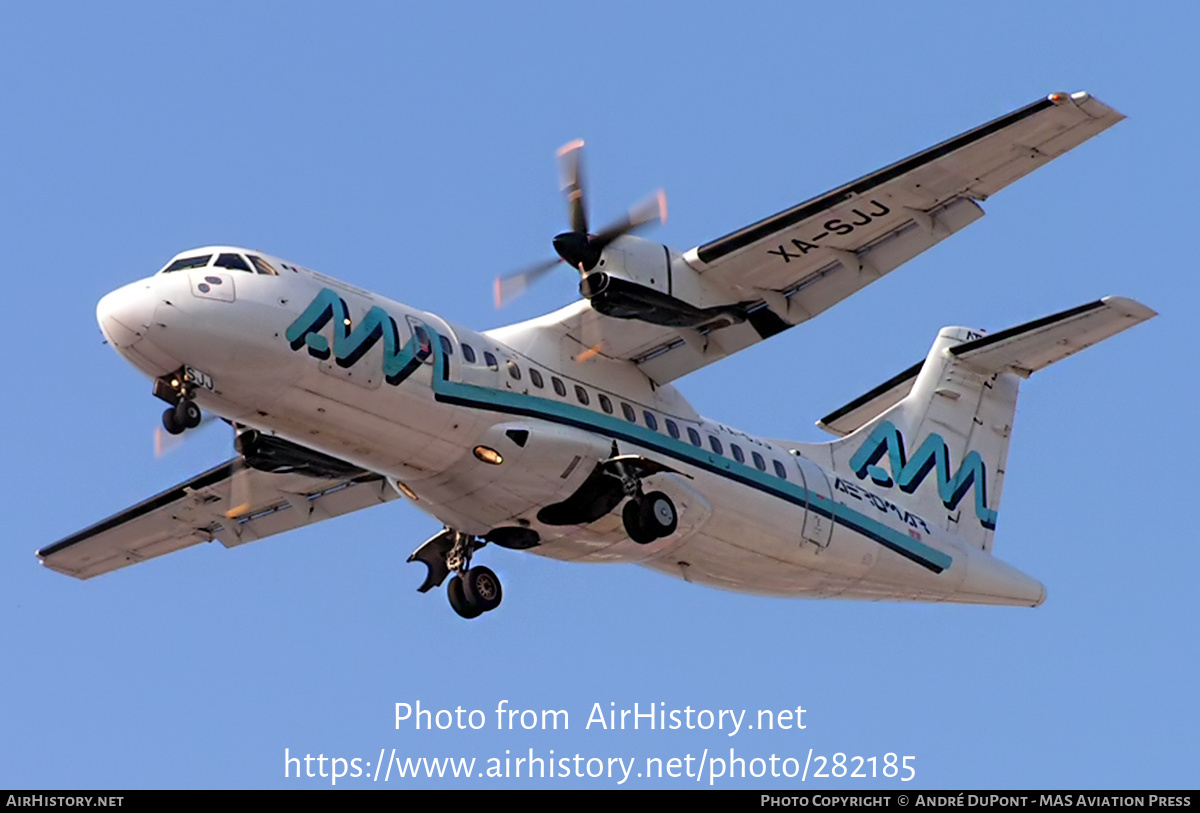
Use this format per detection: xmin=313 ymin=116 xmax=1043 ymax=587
xmin=37 ymin=459 xmax=398 ymax=579
xmin=502 ymin=92 xmax=1124 ymax=384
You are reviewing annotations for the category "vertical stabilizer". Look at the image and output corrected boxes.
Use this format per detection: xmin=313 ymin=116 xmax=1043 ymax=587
xmin=810 ymin=297 xmax=1155 ymax=553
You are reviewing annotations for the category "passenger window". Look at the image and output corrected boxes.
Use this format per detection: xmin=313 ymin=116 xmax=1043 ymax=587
xmin=162 ymin=255 xmax=212 ymax=273
xmin=732 ymin=444 xmax=745 ymax=464
xmin=643 ymin=412 xmax=658 ymax=431
xmin=574 ymin=385 xmax=590 ymax=405
xmin=773 ymin=460 xmax=788 ymax=479
xmin=247 ymin=255 xmax=279 ymax=275
xmin=708 ymin=436 xmax=723 ymax=455
xmin=529 ymin=369 xmax=544 ymax=388
xmin=461 ymin=344 xmax=477 ymax=363
xmin=752 ymin=451 xmax=766 ymax=471
xmin=507 ymin=361 xmax=521 ymax=380
xmin=621 ymin=403 xmax=637 ymax=423
xmin=665 ymin=419 xmax=680 ymax=440
xmin=598 ymin=394 xmax=613 ymax=414
xmin=438 ymin=334 xmax=454 ymax=357
xmin=214 ymin=253 xmax=252 ymax=272
xmin=552 ymin=377 xmax=567 ymax=397
xmin=484 ymin=352 xmax=498 ymax=370
xmin=687 ymin=427 xmax=702 ymax=447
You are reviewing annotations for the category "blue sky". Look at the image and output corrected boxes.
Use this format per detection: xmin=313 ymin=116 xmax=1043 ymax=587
xmin=2 ymin=2 xmax=1196 ymax=789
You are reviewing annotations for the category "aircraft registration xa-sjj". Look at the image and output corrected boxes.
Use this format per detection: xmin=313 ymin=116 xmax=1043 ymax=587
xmin=40 ymin=91 xmax=1154 ymax=618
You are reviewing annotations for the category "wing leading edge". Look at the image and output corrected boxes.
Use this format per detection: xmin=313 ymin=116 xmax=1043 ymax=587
xmin=38 ymin=460 xmax=398 ymax=579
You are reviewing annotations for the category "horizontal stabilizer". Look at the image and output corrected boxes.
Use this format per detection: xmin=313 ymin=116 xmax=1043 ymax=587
xmin=816 ymin=361 xmax=923 ymax=437
xmin=817 ymin=296 xmax=1155 ymax=437
xmin=948 ymin=296 xmax=1156 ymax=377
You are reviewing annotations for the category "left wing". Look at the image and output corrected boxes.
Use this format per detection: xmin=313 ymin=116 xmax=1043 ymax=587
xmin=494 ymin=92 xmax=1124 ymax=384
xmin=38 ymin=458 xmax=398 ymax=579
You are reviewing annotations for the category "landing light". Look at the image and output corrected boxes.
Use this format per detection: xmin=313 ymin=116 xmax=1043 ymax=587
xmin=473 ymin=445 xmax=504 ymax=465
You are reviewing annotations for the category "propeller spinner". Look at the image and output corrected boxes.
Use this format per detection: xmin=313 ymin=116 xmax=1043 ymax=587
xmin=493 ymin=140 xmax=666 ymax=308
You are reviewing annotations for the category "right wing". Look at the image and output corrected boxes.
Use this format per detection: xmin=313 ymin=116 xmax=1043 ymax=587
xmin=497 ymin=92 xmax=1125 ymax=385
xmin=685 ymin=92 xmax=1123 ymax=293
xmin=38 ymin=459 xmax=399 ymax=579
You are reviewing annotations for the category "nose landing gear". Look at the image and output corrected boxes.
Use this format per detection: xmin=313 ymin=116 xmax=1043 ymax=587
xmin=161 ymin=398 xmax=202 ymax=435
xmin=154 ymin=367 xmax=207 ymax=435
xmin=408 ymin=529 xmax=504 ymax=619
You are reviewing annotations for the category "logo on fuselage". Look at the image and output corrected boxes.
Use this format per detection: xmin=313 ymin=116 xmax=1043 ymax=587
xmin=285 ymin=288 xmax=432 ymax=384
xmin=848 ymin=420 xmax=997 ymax=529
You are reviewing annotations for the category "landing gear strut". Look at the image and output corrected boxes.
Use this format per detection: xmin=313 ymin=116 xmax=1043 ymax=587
xmin=408 ymin=529 xmax=504 ymax=619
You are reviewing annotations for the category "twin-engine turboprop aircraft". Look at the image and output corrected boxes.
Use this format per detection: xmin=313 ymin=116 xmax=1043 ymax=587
xmin=39 ymin=91 xmax=1154 ymax=618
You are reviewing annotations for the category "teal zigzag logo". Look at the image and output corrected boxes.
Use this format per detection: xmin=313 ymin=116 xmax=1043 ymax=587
xmin=848 ymin=420 xmax=997 ymax=530
xmin=285 ymin=288 xmax=432 ymax=384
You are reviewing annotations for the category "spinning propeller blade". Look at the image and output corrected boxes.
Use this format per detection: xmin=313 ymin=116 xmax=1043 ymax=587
xmin=493 ymin=258 xmax=561 ymax=308
xmin=225 ymin=459 xmax=252 ymax=520
xmin=226 ymin=426 xmax=255 ymax=519
xmin=558 ymin=139 xmax=588 ymax=234
xmin=588 ymin=189 xmax=668 ymax=253
xmin=493 ymin=140 xmax=666 ymax=308
xmin=153 ymin=411 xmax=217 ymax=458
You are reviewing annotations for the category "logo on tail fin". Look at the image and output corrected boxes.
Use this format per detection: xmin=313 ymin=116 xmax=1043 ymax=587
xmin=848 ymin=420 xmax=997 ymax=530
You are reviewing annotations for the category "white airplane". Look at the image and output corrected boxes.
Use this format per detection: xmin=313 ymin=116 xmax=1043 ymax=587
xmin=40 ymin=91 xmax=1154 ymax=619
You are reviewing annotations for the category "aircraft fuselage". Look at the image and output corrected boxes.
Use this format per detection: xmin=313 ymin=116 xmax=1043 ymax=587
xmin=95 ymin=249 xmax=1045 ymax=608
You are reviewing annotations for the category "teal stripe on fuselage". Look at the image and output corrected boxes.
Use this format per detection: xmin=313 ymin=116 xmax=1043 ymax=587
xmin=419 ymin=343 xmax=953 ymax=574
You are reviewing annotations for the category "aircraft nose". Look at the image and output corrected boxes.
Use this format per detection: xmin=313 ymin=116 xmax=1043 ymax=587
xmin=97 ymin=280 xmax=157 ymax=348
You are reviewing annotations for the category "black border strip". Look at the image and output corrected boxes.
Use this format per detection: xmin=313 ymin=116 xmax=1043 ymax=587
xmin=433 ymin=389 xmax=944 ymax=574
xmin=818 ymin=360 xmax=924 ymax=430
xmin=696 ymin=97 xmax=1055 ymax=263
xmin=434 ymin=342 xmax=944 ymax=572
xmin=38 ymin=460 xmax=240 ymax=558
xmin=949 ymin=300 xmax=1106 ymax=357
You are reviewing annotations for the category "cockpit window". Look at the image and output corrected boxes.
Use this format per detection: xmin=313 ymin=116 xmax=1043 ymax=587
xmin=214 ymin=253 xmax=252 ymax=272
xmin=247 ymin=255 xmax=279 ymax=276
xmin=162 ymin=255 xmax=212 ymax=273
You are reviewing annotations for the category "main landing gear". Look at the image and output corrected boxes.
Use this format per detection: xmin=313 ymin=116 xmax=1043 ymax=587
xmin=608 ymin=455 xmax=678 ymax=545
xmin=408 ymin=529 xmax=503 ymax=619
xmin=622 ymin=491 xmax=678 ymax=544
xmin=447 ymin=565 xmax=503 ymax=619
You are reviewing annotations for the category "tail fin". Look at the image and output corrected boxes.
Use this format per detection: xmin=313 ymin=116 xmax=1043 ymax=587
xmin=815 ymin=297 xmax=1154 ymax=553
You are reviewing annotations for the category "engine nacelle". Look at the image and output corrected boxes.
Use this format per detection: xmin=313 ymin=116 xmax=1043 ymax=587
xmin=235 ymin=429 xmax=367 ymax=479
xmin=585 ymin=236 xmax=739 ymax=328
